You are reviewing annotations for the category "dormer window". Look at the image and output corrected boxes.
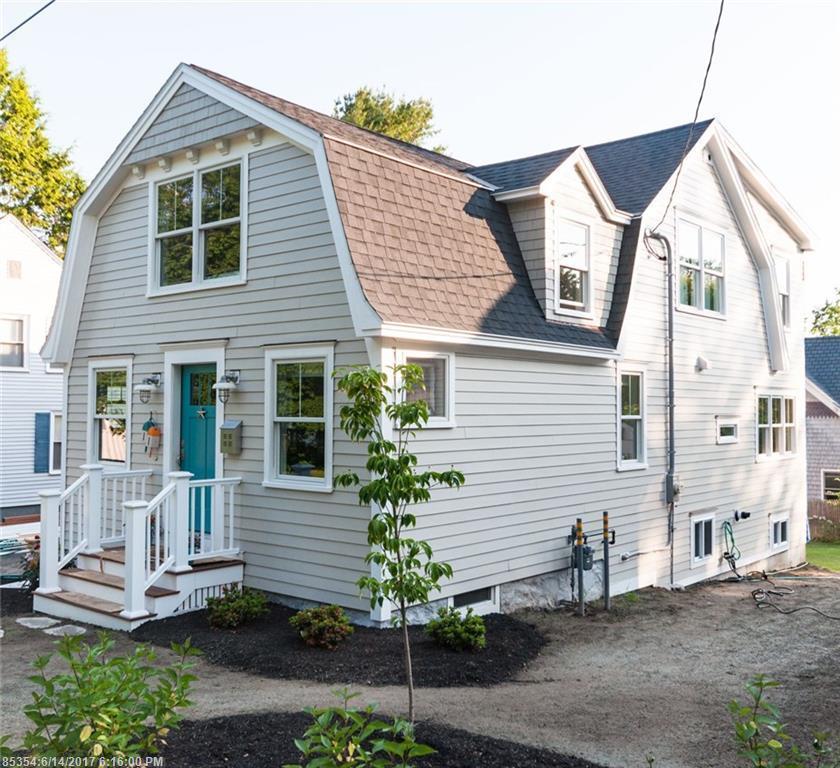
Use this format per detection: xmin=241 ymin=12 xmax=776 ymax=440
xmin=555 ymin=220 xmax=590 ymax=315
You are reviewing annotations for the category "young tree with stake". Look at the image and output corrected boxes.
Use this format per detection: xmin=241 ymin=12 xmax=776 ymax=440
xmin=335 ymin=364 xmax=464 ymax=723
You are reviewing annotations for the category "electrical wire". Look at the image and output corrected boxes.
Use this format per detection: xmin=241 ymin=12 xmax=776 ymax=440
xmin=0 ymin=0 xmax=57 ymax=42
xmin=648 ymin=0 xmax=726 ymax=237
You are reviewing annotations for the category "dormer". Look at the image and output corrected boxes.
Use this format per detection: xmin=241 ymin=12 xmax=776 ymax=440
xmin=471 ymin=147 xmax=631 ymax=328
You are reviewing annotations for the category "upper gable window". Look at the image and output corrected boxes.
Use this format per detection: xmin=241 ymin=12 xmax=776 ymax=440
xmin=555 ymin=220 xmax=590 ymax=315
xmin=677 ymin=220 xmax=725 ymax=315
xmin=773 ymin=254 xmax=791 ymax=328
xmin=153 ymin=161 xmax=243 ymax=293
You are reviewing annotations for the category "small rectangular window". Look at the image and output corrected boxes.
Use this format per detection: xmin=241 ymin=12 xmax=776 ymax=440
xmin=716 ymin=417 xmax=739 ymax=444
xmin=94 ymin=369 xmax=128 ymax=463
xmin=453 ymin=587 xmax=493 ymax=609
xmin=0 ymin=317 xmax=26 ymax=368
xmin=774 ymin=255 xmax=790 ymax=328
xmin=678 ymin=220 xmax=725 ymax=314
xmin=555 ymin=220 xmax=590 ymax=313
xmin=771 ymin=518 xmax=789 ymax=549
xmin=692 ymin=516 xmax=714 ymax=563
xmin=6 ymin=260 xmax=22 ymax=279
xmin=50 ymin=413 xmax=62 ymax=474
xmin=401 ymin=352 xmax=454 ymax=427
xmin=264 ymin=346 xmax=334 ymax=491
xmin=618 ymin=370 xmax=645 ymax=469
xmin=822 ymin=471 xmax=840 ymax=501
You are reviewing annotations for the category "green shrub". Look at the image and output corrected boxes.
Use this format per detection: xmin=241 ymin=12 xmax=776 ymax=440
xmin=283 ymin=688 xmax=435 ymax=768
xmin=289 ymin=604 xmax=354 ymax=650
xmin=425 ymin=606 xmax=486 ymax=652
xmin=206 ymin=584 xmax=269 ymax=629
xmin=3 ymin=633 xmax=199 ymax=759
xmin=729 ymin=675 xmax=837 ymax=767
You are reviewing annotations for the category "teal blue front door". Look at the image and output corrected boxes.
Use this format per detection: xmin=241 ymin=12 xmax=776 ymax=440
xmin=180 ymin=364 xmax=216 ymax=533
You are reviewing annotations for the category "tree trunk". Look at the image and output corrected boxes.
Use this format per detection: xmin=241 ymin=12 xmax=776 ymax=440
xmin=400 ymin=599 xmax=415 ymax=723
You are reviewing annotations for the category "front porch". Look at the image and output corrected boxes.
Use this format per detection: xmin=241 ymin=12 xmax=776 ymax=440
xmin=34 ymin=465 xmax=244 ymax=630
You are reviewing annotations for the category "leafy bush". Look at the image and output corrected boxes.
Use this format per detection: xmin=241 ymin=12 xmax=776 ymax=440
xmin=729 ymin=675 xmax=837 ymax=767
xmin=425 ymin=606 xmax=486 ymax=652
xmin=21 ymin=537 xmax=40 ymax=593
xmin=289 ymin=604 xmax=354 ymax=650
xmin=3 ymin=633 xmax=199 ymax=758
xmin=206 ymin=584 xmax=268 ymax=629
xmin=283 ymin=688 xmax=435 ymax=768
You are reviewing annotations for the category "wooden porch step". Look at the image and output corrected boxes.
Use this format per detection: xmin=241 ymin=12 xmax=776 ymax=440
xmin=38 ymin=589 xmax=154 ymax=620
xmin=84 ymin=548 xmax=244 ymax=573
xmin=61 ymin=567 xmax=178 ymax=597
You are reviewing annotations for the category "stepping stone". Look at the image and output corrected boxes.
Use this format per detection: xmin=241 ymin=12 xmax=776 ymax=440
xmin=43 ymin=624 xmax=87 ymax=637
xmin=16 ymin=616 xmax=59 ymax=629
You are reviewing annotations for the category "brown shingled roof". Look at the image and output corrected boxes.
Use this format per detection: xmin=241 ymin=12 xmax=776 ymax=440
xmin=190 ymin=65 xmax=616 ymax=350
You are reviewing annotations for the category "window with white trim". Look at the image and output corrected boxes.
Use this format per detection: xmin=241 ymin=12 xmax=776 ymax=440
xmin=771 ymin=516 xmax=789 ymax=550
xmin=692 ymin=514 xmax=715 ymax=563
xmin=450 ymin=586 xmax=499 ymax=616
xmin=618 ymin=370 xmax=646 ymax=468
xmin=154 ymin=161 xmax=243 ymax=290
xmin=0 ymin=316 xmax=26 ymax=369
xmin=264 ymin=345 xmax=333 ymax=491
xmin=716 ymin=416 xmax=739 ymax=445
xmin=49 ymin=412 xmax=62 ymax=474
xmin=677 ymin=220 xmax=725 ymax=313
xmin=555 ymin=220 xmax=590 ymax=314
xmin=822 ymin=470 xmax=840 ymax=501
xmin=774 ymin=255 xmax=790 ymax=328
xmin=757 ymin=395 xmax=795 ymax=457
xmin=6 ymin=259 xmax=22 ymax=279
xmin=92 ymin=367 xmax=128 ymax=464
xmin=403 ymin=352 xmax=455 ymax=427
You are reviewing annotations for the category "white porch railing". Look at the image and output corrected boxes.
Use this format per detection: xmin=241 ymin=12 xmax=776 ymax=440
xmin=188 ymin=477 xmax=241 ymax=561
xmin=101 ymin=469 xmax=154 ymax=544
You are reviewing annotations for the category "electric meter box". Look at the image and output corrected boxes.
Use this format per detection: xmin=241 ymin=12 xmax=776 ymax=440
xmin=219 ymin=420 xmax=242 ymax=455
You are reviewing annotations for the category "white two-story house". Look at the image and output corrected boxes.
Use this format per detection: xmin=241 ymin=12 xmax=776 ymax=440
xmin=35 ymin=64 xmax=813 ymax=629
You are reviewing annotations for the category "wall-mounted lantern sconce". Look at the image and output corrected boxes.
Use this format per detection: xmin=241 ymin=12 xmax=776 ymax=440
xmin=212 ymin=370 xmax=240 ymax=404
xmin=134 ymin=373 xmax=162 ymax=404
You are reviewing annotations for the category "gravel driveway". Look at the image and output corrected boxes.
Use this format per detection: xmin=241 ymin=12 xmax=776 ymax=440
xmin=2 ymin=577 xmax=838 ymax=768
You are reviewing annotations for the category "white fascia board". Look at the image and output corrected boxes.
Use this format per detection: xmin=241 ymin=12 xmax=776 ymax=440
xmin=806 ymin=377 xmax=840 ymax=416
xmin=492 ymin=185 xmax=542 ymax=202
xmin=373 ymin=322 xmax=620 ymax=361
xmin=44 ymin=64 xmax=381 ymax=363
xmin=717 ymin=124 xmax=815 ymax=251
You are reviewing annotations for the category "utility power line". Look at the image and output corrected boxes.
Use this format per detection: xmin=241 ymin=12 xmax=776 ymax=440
xmin=0 ymin=0 xmax=57 ymax=43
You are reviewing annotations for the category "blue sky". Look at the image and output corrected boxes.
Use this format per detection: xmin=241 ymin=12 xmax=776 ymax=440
xmin=3 ymin=0 xmax=837 ymax=312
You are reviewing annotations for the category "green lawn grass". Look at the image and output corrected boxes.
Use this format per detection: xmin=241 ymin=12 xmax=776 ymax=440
xmin=806 ymin=541 xmax=840 ymax=572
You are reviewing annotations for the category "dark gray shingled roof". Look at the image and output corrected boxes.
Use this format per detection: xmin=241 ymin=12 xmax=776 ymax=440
xmin=806 ymin=337 xmax=840 ymax=406
xmin=586 ymin=120 xmax=715 ymax=214
xmin=470 ymin=146 xmax=578 ymax=192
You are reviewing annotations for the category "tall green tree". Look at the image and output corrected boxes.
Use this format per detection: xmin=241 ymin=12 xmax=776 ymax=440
xmin=0 ymin=49 xmax=86 ymax=255
xmin=811 ymin=288 xmax=840 ymax=336
xmin=333 ymin=87 xmax=445 ymax=152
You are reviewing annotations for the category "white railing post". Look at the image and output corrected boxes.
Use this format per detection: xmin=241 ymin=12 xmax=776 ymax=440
xmin=81 ymin=464 xmax=104 ymax=553
xmin=169 ymin=471 xmax=193 ymax=573
xmin=36 ymin=490 xmax=62 ymax=594
xmin=120 ymin=500 xmax=149 ymax=619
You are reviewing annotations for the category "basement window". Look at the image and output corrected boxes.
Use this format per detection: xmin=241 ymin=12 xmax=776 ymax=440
xmin=771 ymin=516 xmax=789 ymax=550
xmin=691 ymin=514 xmax=715 ymax=565
xmin=450 ymin=586 xmax=498 ymax=615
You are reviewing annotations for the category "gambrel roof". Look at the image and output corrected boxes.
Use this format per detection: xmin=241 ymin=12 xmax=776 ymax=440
xmin=43 ymin=65 xmax=815 ymax=367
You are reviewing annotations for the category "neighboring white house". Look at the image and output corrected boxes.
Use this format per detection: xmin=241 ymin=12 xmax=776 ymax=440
xmin=0 ymin=215 xmax=64 ymax=520
xmin=805 ymin=336 xmax=840 ymax=501
xmin=34 ymin=64 xmax=814 ymax=629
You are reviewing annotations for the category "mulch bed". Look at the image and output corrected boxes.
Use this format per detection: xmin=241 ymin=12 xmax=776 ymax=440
xmin=133 ymin=603 xmax=545 ymax=687
xmin=0 ymin=589 xmax=33 ymax=617
xmin=159 ymin=711 xmax=604 ymax=768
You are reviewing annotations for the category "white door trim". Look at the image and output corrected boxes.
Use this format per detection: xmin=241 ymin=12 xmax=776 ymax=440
xmin=163 ymin=344 xmax=226 ymax=480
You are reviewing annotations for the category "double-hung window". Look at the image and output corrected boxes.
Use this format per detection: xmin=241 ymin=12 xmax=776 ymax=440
xmin=402 ymin=351 xmax=455 ymax=427
xmin=618 ymin=370 xmax=646 ymax=469
xmin=264 ymin=345 xmax=334 ymax=491
xmin=91 ymin=366 xmax=129 ymax=464
xmin=555 ymin=220 xmax=590 ymax=314
xmin=822 ymin=470 xmax=840 ymax=501
xmin=677 ymin=220 xmax=725 ymax=314
xmin=774 ymin=254 xmax=790 ymax=328
xmin=757 ymin=394 xmax=795 ymax=458
xmin=0 ymin=316 xmax=26 ymax=369
xmin=154 ymin=161 xmax=243 ymax=291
